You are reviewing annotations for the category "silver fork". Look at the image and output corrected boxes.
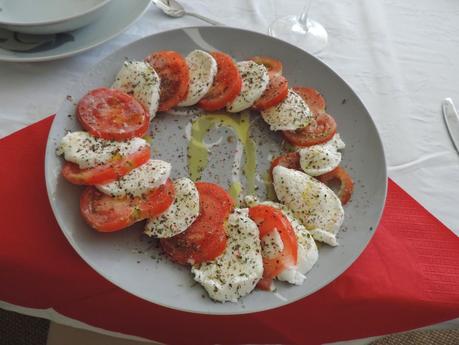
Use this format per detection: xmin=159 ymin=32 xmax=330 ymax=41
xmin=151 ymin=0 xmax=223 ymax=26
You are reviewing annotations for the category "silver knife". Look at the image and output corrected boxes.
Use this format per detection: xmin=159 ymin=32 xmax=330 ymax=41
xmin=442 ymin=98 xmax=459 ymax=154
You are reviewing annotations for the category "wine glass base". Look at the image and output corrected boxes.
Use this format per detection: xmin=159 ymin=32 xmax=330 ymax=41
xmin=268 ymin=15 xmax=328 ymax=54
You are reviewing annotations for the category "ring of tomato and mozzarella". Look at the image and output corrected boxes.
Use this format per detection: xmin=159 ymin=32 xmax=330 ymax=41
xmin=272 ymin=165 xmax=344 ymax=246
xmin=59 ymin=49 xmax=355 ymax=302
xmin=260 ymin=89 xmax=313 ymax=131
xmin=57 ymin=131 xmax=149 ymax=169
xmin=191 ymin=208 xmax=263 ymax=302
xmin=245 ymin=196 xmax=319 ymax=285
xmin=298 ymin=133 xmax=345 ymax=176
xmin=112 ymin=61 xmax=161 ymax=118
xmin=96 ymin=159 xmax=171 ymax=197
xmin=178 ymin=50 xmax=218 ymax=107
xmin=144 ymin=177 xmax=200 ymax=238
xmin=226 ymin=61 xmax=269 ymax=113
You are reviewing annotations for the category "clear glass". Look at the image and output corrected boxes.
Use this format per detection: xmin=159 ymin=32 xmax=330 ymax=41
xmin=268 ymin=0 xmax=328 ymax=54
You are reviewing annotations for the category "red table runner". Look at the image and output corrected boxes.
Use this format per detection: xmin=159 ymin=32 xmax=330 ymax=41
xmin=1 ymin=116 xmax=458 ymax=345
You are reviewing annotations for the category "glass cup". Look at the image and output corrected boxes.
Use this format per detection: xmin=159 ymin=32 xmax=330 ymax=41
xmin=268 ymin=0 xmax=328 ymax=54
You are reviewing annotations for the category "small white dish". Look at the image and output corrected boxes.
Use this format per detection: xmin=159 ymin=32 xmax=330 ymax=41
xmin=0 ymin=0 xmax=112 ymax=34
xmin=0 ymin=0 xmax=150 ymax=62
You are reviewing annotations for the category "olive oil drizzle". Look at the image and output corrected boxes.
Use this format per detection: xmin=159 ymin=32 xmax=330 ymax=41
xmin=187 ymin=111 xmax=257 ymax=202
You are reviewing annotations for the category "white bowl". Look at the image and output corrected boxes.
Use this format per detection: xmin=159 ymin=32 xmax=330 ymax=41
xmin=0 ymin=0 xmax=113 ymax=34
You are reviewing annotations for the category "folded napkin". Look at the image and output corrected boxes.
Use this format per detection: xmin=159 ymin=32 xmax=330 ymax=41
xmin=1 ymin=116 xmax=458 ymax=345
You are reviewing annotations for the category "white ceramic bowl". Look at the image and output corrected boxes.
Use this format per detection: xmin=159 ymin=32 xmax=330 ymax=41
xmin=0 ymin=0 xmax=113 ymax=34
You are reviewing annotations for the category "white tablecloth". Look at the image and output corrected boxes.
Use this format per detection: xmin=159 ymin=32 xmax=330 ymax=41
xmin=1 ymin=0 xmax=458 ymax=342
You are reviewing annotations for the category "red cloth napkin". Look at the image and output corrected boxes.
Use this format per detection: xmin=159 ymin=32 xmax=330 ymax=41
xmin=1 ymin=116 xmax=458 ymax=345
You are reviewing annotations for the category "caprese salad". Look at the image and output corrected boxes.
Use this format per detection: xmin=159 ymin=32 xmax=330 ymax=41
xmin=56 ymin=49 xmax=354 ymax=302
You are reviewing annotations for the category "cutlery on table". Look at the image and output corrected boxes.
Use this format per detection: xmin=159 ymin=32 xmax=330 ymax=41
xmin=441 ymin=98 xmax=459 ymax=154
xmin=151 ymin=0 xmax=223 ymax=26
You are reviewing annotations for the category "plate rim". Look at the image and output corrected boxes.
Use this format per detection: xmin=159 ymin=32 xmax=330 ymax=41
xmin=45 ymin=25 xmax=388 ymax=315
xmin=0 ymin=0 xmax=150 ymax=63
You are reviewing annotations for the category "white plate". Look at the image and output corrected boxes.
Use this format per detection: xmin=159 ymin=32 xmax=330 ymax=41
xmin=45 ymin=26 xmax=387 ymax=315
xmin=0 ymin=0 xmax=149 ymax=62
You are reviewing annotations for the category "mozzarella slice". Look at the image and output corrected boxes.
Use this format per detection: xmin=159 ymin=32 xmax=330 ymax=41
xmin=245 ymin=196 xmax=319 ymax=285
xmin=298 ymin=134 xmax=346 ymax=176
xmin=298 ymin=133 xmax=345 ymax=174
xmin=178 ymin=50 xmax=217 ymax=107
xmin=308 ymin=229 xmax=339 ymax=247
xmin=96 ymin=159 xmax=171 ymax=197
xmin=226 ymin=61 xmax=269 ymax=113
xmin=112 ymin=60 xmax=161 ymax=118
xmin=299 ymin=138 xmax=344 ymax=176
xmin=57 ymin=131 xmax=148 ymax=169
xmin=261 ymin=89 xmax=313 ymax=131
xmin=191 ymin=208 xmax=263 ymax=303
xmin=144 ymin=177 xmax=199 ymax=238
xmin=272 ymin=166 xmax=344 ymax=246
xmin=261 ymin=229 xmax=284 ymax=258
xmin=330 ymin=133 xmax=346 ymax=150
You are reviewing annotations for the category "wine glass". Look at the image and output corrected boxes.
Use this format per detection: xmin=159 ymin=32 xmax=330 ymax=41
xmin=268 ymin=0 xmax=328 ymax=54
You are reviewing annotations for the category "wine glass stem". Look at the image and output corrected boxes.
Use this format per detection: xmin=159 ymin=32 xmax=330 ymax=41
xmin=298 ymin=0 xmax=313 ymax=29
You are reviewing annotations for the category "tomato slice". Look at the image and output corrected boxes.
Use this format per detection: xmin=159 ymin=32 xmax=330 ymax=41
xmin=253 ymin=74 xmax=289 ymax=111
xmin=160 ymin=182 xmax=235 ymax=265
xmin=161 ymin=223 xmax=228 ymax=266
xmin=145 ymin=51 xmax=189 ymax=112
xmin=248 ymin=205 xmax=298 ymax=290
xmin=138 ymin=179 xmax=177 ymax=217
xmin=270 ymin=151 xmax=300 ymax=177
xmin=61 ymin=145 xmax=151 ymax=185
xmin=292 ymin=86 xmax=326 ymax=116
xmin=198 ymin=52 xmax=242 ymax=111
xmin=77 ymin=88 xmax=149 ymax=141
xmin=249 ymin=56 xmax=283 ymax=76
xmin=317 ymin=166 xmax=354 ymax=205
xmin=282 ymin=113 xmax=337 ymax=147
xmin=80 ymin=179 xmax=175 ymax=232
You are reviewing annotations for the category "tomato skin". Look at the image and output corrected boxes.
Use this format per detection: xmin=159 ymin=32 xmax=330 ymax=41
xmin=80 ymin=187 xmax=134 ymax=232
xmin=193 ymin=182 xmax=235 ymax=219
xmin=77 ymin=88 xmax=149 ymax=141
xmin=282 ymin=113 xmax=337 ymax=147
xmin=145 ymin=51 xmax=189 ymax=112
xmin=292 ymin=86 xmax=326 ymax=116
xmin=249 ymin=56 xmax=283 ymax=76
xmin=248 ymin=205 xmax=298 ymax=290
xmin=80 ymin=179 xmax=175 ymax=232
xmin=253 ymin=74 xmax=289 ymax=111
xmin=317 ymin=166 xmax=354 ymax=205
xmin=61 ymin=145 xmax=151 ymax=185
xmin=160 ymin=182 xmax=234 ymax=265
xmin=139 ymin=179 xmax=177 ymax=217
xmin=198 ymin=52 xmax=242 ymax=111
xmin=160 ymin=223 xmax=227 ymax=265
xmin=270 ymin=151 xmax=300 ymax=177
